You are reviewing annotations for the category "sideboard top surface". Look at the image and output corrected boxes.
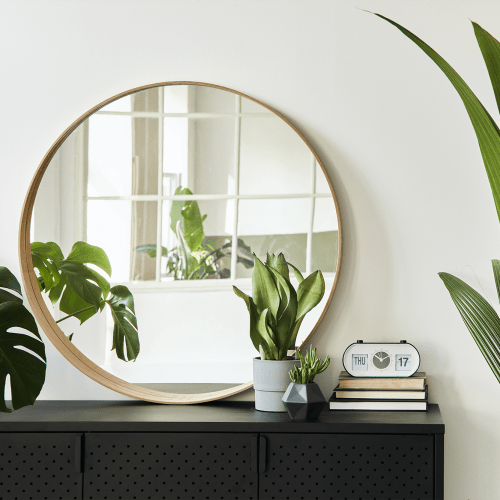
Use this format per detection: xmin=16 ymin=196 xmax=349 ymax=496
xmin=0 ymin=401 xmax=444 ymax=434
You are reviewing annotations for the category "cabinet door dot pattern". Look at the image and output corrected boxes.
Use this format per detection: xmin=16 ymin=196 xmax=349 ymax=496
xmin=260 ymin=433 xmax=434 ymax=500
xmin=84 ymin=433 xmax=258 ymax=500
xmin=0 ymin=433 xmax=82 ymax=500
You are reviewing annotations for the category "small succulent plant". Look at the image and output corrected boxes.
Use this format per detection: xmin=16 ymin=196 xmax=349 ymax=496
xmin=289 ymin=346 xmax=330 ymax=384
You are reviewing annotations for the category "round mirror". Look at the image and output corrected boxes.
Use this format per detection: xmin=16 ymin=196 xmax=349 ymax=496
xmin=19 ymin=82 xmax=342 ymax=403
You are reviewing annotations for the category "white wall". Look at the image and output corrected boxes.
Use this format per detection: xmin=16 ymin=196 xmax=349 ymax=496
xmin=1 ymin=0 xmax=499 ymax=498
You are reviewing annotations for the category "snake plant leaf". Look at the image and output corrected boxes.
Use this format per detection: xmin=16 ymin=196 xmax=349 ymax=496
xmin=252 ymin=256 xmax=280 ymax=318
xmin=256 ymin=308 xmax=279 ymax=360
xmin=493 ymin=260 xmax=500 ymax=304
xmin=275 ymin=253 xmax=290 ymax=281
xmin=170 ymin=187 xmax=205 ymax=252
xmin=289 ymin=316 xmax=305 ymax=352
xmin=265 ymin=253 xmax=277 ymax=269
xmin=66 ymin=241 xmax=112 ymax=277
xmin=375 ymin=14 xmax=500 ymax=224
xmin=439 ymin=272 xmax=500 ymax=382
xmin=267 ymin=267 xmax=298 ymax=352
xmin=296 ymin=270 xmax=325 ymax=320
xmin=473 ymin=23 xmax=500 ymax=115
xmin=288 ymin=263 xmax=304 ymax=284
xmin=106 ymin=285 xmax=140 ymax=362
xmin=233 ymin=286 xmax=263 ymax=353
xmin=0 ymin=269 xmax=46 ymax=413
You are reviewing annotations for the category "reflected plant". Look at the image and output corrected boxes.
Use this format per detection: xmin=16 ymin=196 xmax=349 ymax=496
xmin=136 ymin=186 xmax=254 ymax=280
xmin=31 ymin=241 xmax=140 ymax=362
xmin=234 ymin=253 xmax=325 ymax=360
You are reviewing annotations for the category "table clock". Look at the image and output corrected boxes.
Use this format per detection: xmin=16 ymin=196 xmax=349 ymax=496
xmin=342 ymin=341 xmax=420 ymax=377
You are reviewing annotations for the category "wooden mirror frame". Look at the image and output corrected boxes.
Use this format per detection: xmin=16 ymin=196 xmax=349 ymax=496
xmin=18 ymin=81 xmax=342 ymax=404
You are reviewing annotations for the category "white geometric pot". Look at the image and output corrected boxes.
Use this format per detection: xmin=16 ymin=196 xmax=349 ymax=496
xmin=253 ymin=357 xmax=300 ymax=412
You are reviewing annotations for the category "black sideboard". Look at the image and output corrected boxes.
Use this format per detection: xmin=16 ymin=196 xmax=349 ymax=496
xmin=0 ymin=401 xmax=444 ymax=500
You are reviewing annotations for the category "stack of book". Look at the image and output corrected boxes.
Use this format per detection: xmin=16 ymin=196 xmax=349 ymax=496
xmin=329 ymin=371 xmax=427 ymax=411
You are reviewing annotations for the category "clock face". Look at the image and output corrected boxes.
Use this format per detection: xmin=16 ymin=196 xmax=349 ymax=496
xmin=372 ymin=351 xmax=391 ymax=370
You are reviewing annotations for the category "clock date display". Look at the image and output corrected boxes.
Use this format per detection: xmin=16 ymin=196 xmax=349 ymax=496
xmin=395 ymin=354 xmax=412 ymax=371
xmin=352 ymin=354 xmax=368 ymax=371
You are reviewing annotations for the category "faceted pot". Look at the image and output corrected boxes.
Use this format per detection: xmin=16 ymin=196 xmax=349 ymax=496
xmin=282 ymin=382 xmax=327 ymax=420
xmin=253 ymin=358 xmax=300 ymax=412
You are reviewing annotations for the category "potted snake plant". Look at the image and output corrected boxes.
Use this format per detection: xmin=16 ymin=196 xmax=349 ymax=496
xmin=233 ymin=253 xmax=325 ymax=412
xmin=282 ymin=346 xmax=330 ymax=420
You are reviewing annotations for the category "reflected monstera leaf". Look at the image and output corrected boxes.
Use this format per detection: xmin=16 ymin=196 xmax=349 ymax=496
xmin=106 ymin=286 xmax=140 ymax=362
xmin=0 ymin=266 xmax=46 ymax=413
xmin=30 ymin=241 xmax=140 ymax=361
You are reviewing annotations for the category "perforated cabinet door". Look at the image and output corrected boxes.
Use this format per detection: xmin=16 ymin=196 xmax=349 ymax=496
xmin=0 ymin=433 xmax=83 ymax=500
xmin=84 ymin=432 xmax=259 ymax=500
xmin=259 ymin=433 xmax=435 ymax=500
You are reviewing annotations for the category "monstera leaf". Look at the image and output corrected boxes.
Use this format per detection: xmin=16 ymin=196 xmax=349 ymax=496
xmin=106 ymin=285 xmax=140 ymax=362
xmin=31 ymin=241 xmax=140 ymax=361
xmin=0 ymin=266 xmax=46 ymax=413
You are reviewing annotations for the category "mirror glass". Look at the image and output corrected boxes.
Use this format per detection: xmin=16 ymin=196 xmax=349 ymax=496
xmin=31 ymin=84 xmax=340 ymax=392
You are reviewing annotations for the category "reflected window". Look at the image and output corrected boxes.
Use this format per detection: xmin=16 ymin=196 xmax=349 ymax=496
xmin=40 ymin=85 xmax=338 ymax=285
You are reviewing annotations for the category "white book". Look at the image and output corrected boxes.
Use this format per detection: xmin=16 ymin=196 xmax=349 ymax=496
xmin=330 ymin=400 xmax=427 ymax=411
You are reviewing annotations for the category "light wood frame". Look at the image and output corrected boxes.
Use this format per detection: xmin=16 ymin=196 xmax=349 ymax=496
xmin=18 ymin=81 xmax=343 ymax=404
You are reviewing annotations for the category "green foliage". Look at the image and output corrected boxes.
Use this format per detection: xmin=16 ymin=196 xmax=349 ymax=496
xmin=375 ymin=15 xmax=500 ymax=382
xmin=233 ymin=253 xmax=325 ymax=360
xmin=31 ymin=241 xmax=140 ymax=362
xmin=0 ymin=266 xmax=46 ymax=413
xmin=135 ymin=186 xmax=254 ymax=280
xmin=289 ymin=346 xmax=330 ymax=384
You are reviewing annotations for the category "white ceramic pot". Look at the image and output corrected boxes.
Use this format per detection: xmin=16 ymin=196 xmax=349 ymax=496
xmin=253 ymin=357 xmax=300 ymax=412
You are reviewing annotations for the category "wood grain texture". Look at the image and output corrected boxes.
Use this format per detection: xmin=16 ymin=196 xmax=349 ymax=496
xmin=18 ymin=81 xmax=343 ymax=405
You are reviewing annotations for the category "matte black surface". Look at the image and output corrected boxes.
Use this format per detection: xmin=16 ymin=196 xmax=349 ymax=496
xmin=84 ymin=432 xmax=258 ymax=500
xmin=0 ymin=401 xmax=445 ymax=434
xmin=0 ymin=402 xmax=444 ymax=500
xmin=282 ymin=383 xmax=327 ymax=421
xmin=0 ymin=433 xmax=83 ymax=500
xmin=260 ymin=433 xmax=434 ymax=500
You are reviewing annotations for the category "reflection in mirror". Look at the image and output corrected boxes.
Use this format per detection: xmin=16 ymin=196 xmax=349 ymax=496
xmin=32 ymin=84 xmax=339 ymax=390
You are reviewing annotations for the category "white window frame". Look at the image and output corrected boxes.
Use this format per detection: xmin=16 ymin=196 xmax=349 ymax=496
xmin=84 ymin=88 xmax=333 ymax=291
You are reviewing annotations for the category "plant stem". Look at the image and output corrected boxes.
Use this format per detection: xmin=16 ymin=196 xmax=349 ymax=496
xmin=56 ymin=305 xmax=96 ymax=324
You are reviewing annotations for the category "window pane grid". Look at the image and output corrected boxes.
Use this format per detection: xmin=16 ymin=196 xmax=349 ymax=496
xmin=85 ymin=86 xmax=331 ymax=284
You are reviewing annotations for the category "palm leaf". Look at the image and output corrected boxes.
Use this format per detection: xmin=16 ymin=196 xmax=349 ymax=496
xmin=493 ymin=260 xmax=500 ymax=304
xmin=473 ymin=22 xmax=500 ymax=115
xmin=375 ymin=14 xmax=500 ymax=224
xmin=439 ymin=272 xmax=500 ymax=382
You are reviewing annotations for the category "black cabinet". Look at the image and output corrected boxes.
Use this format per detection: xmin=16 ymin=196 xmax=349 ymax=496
xmin=0 ymin=401 xmax=444 ymax=500
xmin=260 ymin=433 xmax=434 ymax=500
xmin=84 ymin=433 xmax=258 ymax=500
xmin=0 ymin=433 xmax=83 ymax=500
